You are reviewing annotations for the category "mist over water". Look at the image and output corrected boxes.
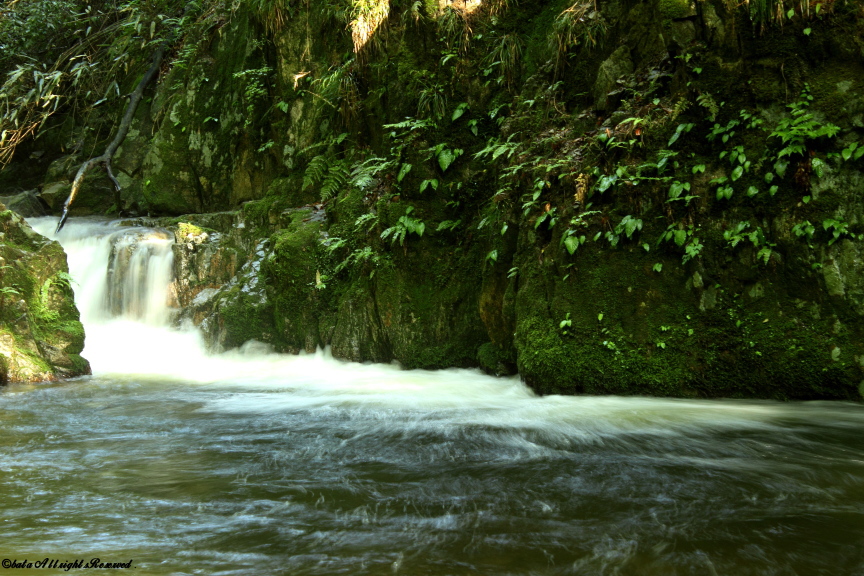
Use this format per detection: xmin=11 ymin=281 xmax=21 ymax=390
xmin=3 ymin=217 xmax=863 ymax=574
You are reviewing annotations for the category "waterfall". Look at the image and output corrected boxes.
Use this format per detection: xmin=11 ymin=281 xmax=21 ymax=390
xmin=27 ymin=217 xmax=210 ymax=377
xmin=29 ymin=219 xmax=175 ymax=325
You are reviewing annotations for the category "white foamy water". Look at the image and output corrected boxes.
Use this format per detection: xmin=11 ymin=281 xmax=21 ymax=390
xmin=25 ymin=217 xmax=864 ymax=433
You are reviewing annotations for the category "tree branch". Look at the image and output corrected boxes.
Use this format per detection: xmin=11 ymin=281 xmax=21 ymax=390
xmin=56 ymin=45 xmax=165 ymax=233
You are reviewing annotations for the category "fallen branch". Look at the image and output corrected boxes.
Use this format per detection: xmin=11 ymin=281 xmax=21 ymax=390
xmin=56 ymin=45 xmax=165 ymax=233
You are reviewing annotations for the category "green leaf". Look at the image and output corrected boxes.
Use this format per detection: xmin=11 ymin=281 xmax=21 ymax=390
xmin=769 ymin=185 xmax=778 ymax=196
xmin=747 ymin=186 xmax=759 ymax=197
xmin=419 ymin=179 xmax=439 ymax=193
xmin=623 ymin=217 xmax=642 ymax=238
xmin=812 ymin=157 xmax=826 ymax=178
xmin=452 ymin=102 xmax=469 ymax=122
xmin=397 ymin=163 xmax=412 ymax=183
xmin=668 ymin=123 xmax=693 ymax=147
xmin=436 ymin=219 xmax=461 ymax=232
xmin=787 ymin=8 xmax=795 ymax=18
xmin=597 ymin=313 xmax=604 ymax=322
xmin=596 ymin=174 xmax=617 ymax=193
xmin=437 ymin=148 xmax=462 ymax=171
xmin=692 ymin=164 xmax=706 ymax=174
xmin=653 ymin=263 xmax=663 ymax=273
xmin=764 ymin=172 xmax=774 ymax=183
xmin=730 ymin=165 xmax=744 ymax=181
xmin=668 ymin=181 xmax=686 ymax=199
xmin=774 ymin=160 xmax=789 ymax=178
xmin=803 ymin=27 xmax=811 ymax=36
xmin=563 ymin=235 xmax=580 ymax=255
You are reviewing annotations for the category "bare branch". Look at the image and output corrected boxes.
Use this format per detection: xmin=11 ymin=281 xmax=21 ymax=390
xmin=56 ymin=45 xmax=165 ymax=233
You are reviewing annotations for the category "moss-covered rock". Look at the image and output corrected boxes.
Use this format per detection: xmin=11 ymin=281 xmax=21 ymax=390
xmin=0 ymin=204 xmax=90 ymax=383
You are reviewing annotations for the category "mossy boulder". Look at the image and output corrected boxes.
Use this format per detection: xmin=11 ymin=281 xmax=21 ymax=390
xmin=0 ymin=204 xmax=90 ymax=383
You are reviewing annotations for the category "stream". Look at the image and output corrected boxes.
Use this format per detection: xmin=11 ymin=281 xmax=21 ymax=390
xmin=1 ymin=218 xmax=862 ymax=575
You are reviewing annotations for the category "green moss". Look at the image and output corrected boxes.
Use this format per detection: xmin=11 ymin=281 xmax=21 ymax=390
xmin=260 ymin=208 xmax=325 ymax=352
xmin=67 ymin=353 xmax=90 ymax=374
xmin=658 ymin=0 xmax=693 ymax=20
xmin=177 ymin=222 xmax=208 ymax=236
xmin=477 ymin=342 xmax=517 ymax=376
xmin=266 ymin=176 xmax=315 ymax=207
xmin=219 ymin=287 xmax=277 ymax=349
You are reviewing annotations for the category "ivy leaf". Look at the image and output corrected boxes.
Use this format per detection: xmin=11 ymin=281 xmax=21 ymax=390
xmin=747 ymin=186 xmax=759 ymax=197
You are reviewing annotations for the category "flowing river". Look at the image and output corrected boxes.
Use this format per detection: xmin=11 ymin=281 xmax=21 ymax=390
xmin=2 ymin=218 xmax=863 ymax=575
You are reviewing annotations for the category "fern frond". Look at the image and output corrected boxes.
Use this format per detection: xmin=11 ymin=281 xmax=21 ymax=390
xmin=321 ymin=160 xmax=351 ymax=200
xmin=303 ymin=155 xmax=329 ymax=191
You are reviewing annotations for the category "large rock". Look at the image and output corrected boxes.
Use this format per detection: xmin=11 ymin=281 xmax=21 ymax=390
xmin=0 ymin=190 xmax=49 ymax=217
xmin=0 ymin=204 xmax=90 ymax=383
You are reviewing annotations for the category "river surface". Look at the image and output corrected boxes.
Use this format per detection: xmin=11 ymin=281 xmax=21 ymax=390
xmin=2 ymin=218 xmax=863 ymax=575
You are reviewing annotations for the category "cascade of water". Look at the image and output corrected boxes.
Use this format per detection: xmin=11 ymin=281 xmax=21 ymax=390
xmin=29 ymin=217 xmax=175 ymax=325
xmin=27 ymin=217 xmax=205 ymax=376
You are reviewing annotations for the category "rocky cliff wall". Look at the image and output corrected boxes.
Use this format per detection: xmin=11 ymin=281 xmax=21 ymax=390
xmin=3 ymin=0 xmax=864 ymax=398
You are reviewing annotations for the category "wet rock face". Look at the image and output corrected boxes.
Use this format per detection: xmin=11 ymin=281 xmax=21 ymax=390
xmin=0 ymin=204 xmax=90 ymax=383
xmin=165 ymin=200 xmax=488 ymax=370
xmin=166 ymin=210 xmax=300 ymax=352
